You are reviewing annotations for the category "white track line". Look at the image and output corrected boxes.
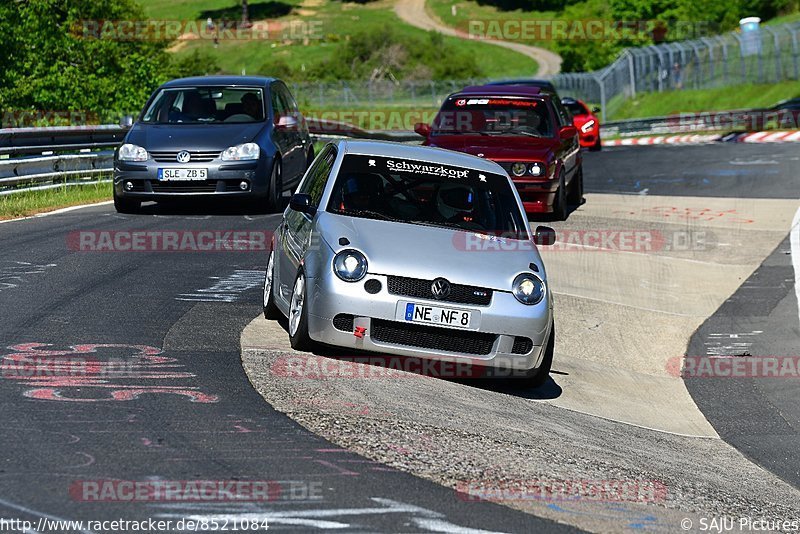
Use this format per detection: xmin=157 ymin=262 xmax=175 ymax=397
xmin=0 ymin=200 xmax=112 ymax=225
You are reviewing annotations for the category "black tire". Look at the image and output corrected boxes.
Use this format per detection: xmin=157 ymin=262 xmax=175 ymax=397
xmin=552 ymin=173 xmax=568 ymax=221
xmin=265 ymin=158 xmax=283 ymax=213
xmin=567 ymin=165 xmax=584 ymax=206
xmin=288 ymin=271 xmax=315 ymax=351
xmin=521 ymin=321 xmax=555 ymax=389
xmin=589 ymin=137 xmax=602 ymax=151
xmin=262 ymin=249 xmax=281 ymax=320
xmin=113 ymin=193 xmax=140 ymax=214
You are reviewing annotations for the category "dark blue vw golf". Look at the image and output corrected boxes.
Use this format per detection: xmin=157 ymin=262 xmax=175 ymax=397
xmin=113 ymin=76 xmax=313 ymax=213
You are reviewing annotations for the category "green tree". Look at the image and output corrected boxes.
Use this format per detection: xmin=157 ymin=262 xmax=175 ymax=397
xmin=0 ymin=0 xmax=172 ymax=121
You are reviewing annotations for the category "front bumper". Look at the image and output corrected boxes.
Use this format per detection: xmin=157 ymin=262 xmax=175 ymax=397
xmin=579 ymin=130 xmax=599 ymax=147
xmin=114 ymin=156 xmax=271 ymax=200
xmin=512 ymin=178 xmax=558 ymax=214
xmin=305 ymin=272 xmax=553 ymax=373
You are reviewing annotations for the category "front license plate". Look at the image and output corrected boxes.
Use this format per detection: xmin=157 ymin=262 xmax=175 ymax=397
xmin=157 ymin=168 xmax=208 ymax=181
xmin=402 ymin=302 xmax=472 ymax=329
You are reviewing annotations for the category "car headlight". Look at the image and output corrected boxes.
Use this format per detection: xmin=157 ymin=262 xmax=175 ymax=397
xmin=118 ymin=143 xmax=148 ymax=162
xmin=512 ymin=273 xmax=545 ymax=305
xmin=221 ymin=142 xmax=260 ymax=161
xmin=510 ymin=162 xmax=527 ymax=177
xmin=529 ymin=162 xmax=545 ymax=176
xmin=333 ymin=249 xmax=368 ymax=282
xmin=580 ymin=120 xmax=596 ymax=133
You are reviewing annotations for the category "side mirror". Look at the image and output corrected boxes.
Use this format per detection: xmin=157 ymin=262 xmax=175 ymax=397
xmin=559 ymin=125 xmax=577 ymax=140
xmin=591 ymin=106 xmax=601 ymax=114
xmin=275 ymin=114 xmax=298 ymax=130
xmin=289 ymin=193 xmax=316 ymax=215
xmin=414 ymin=122 xmax=431 ymax=137
xmin=533 ymin=225 xmax=557 ymax=246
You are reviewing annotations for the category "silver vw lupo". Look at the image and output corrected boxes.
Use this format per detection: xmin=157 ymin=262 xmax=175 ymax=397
xmin=263 ymin=140 xmax=557 ymax=386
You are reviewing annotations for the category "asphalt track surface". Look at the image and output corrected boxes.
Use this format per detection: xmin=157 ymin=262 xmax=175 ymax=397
xmin=0 ymin=142 xmax=798 ymax=533
xmin=0 ymin=206 xmax=571 ymax=532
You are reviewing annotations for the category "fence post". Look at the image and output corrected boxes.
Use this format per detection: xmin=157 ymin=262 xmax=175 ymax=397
xmin=701 ymin=37 xmax=716 ymax=86
xmin=596 ymin=74 xmax=606 ymax=122
xmin=716 ymin=35 xmax=729 ymax=86
xmin=764 ymin=26 xmax=782 ymax=82
xmin=621 ymin=51 xmax=636 ymax=98
xmin=732 ymin=33 xmax=747 ymax=83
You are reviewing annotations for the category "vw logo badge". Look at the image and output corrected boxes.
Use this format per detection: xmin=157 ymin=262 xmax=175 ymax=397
xmin=176 ymin=150 xmax=191 ymax=163
xmin=430 ymin=278 xmax=451 ymax=299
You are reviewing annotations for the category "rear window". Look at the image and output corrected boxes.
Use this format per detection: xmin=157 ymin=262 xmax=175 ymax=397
xmin=432 ymin=96 xmax=553 ymax=138
xmin=326 ymin=154 xmax=529 ymax=239
xmin=141 ymin=86 xmax=265 ymax=124
xmin=563 ymin=101 xmax=588 ymax=116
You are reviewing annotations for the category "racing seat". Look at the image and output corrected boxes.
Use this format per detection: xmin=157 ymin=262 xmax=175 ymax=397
xmin=339 ymin=173 xmax=386 ymax=212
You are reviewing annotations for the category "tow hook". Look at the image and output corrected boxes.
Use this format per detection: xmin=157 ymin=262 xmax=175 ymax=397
xmin=354 ymin=326 xmax=366 ymax=339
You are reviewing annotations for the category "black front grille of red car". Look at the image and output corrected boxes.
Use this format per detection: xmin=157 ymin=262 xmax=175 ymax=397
xmin=150 ymin=151 xmax=220 ymax=163
xmin=371 ymin=319 xmax=496 ymax=355
xmin=511 ymin=336 xmax=533 ymax=354
xmin=386 ymin=276 xmax=492 ymax=306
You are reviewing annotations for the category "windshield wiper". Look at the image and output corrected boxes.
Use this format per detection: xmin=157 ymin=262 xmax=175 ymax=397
xmin=409 ymin=220 xmax=472 ymax=232
xmin=432 ymin=130 xmax=488 ymax=136
xmin=336 ymin=209 xmax=397 ymax=221
xmin=489 ymin=129 xmax=545 ymax=138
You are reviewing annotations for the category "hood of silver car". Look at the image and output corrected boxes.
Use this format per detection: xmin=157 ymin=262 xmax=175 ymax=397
xmin=316 ymin=211 xmax=544 ymax=291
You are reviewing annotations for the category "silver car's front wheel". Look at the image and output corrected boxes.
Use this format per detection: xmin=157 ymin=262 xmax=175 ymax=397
xmin=288 ymin=273 xmax=304 ymax=337
xmin=288 ymin=271 xmax=315 ymax=351
xmin=262 ymin=250 xmax=280 ymax=320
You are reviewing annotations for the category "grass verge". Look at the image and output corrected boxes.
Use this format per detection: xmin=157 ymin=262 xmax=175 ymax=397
xmin=139 ymin=0 xmax=538 ymax=80
xmin=607 ymin=81 xmax=800 ymax=120
xmin=0 ymin=181 xmax=111 ymax=221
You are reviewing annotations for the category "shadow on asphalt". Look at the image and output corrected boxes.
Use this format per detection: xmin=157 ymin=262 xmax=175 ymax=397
xmin=270 ymin=316 xmax=563 ymax=400
xmin=133 ymin=197 xmax=288 ymax=217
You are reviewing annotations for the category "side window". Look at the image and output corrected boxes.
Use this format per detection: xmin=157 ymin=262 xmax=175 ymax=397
xmin=552 ymin=98 xmax=572 ymax=127
xmin=270 ymin=85 xmax=288 ymax=122
xmin=279 ymin=84 xmax=299 ymax=114
xmin=298 ymin=145 xmax=336 ymax=206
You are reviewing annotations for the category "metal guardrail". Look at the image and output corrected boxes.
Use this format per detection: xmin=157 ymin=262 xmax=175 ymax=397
xmin=0 ymin=125 xmax=128 ymax=157
xmin=0 ymin=122 xmax=420 ymax=194
xmin=0 ymin=108 xmax=779 ymax=194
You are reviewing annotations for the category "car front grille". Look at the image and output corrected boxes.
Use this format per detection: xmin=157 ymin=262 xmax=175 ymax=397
xmin=387 ymin=275 xmax=492 ymax=306
xmin=511 ymin=336 xmax=533 ymax=354
xmin=371 ymin=319 xmax=496 ymax=355
xmin=332 ymin=314 xmax=354 ymax=332
xmin=150 ymin=180 xmax=218 ymax=193
xmin=150 ymin=150 xmax=220 ymax=163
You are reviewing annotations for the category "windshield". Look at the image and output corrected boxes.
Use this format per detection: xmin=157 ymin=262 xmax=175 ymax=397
xmin=563 ymin=100 xmax=588 ymax=116
xmin=326 ymin=154 xmax=529 ymax=238
xmin=431 ymin=96 xmax=553 ymax=138
xmin=141 ymin=86 xmax=265 ymax=124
